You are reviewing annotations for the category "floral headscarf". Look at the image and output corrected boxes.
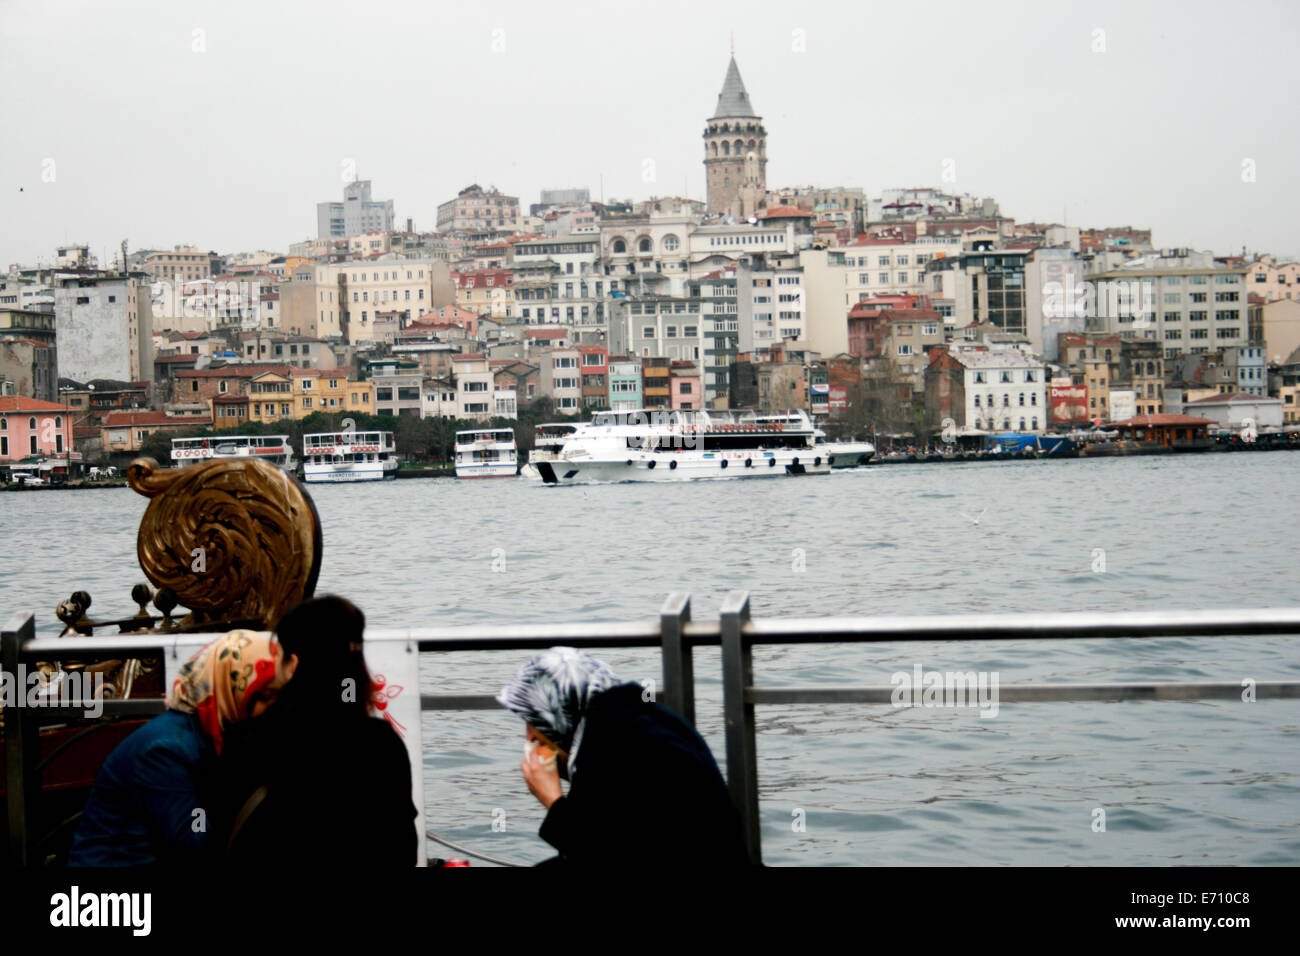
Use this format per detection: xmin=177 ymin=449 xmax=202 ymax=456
xmin=496 ymin=647 xmax=620 ymax=754
xmin=168 ymin=630 xmax=280 ymax=754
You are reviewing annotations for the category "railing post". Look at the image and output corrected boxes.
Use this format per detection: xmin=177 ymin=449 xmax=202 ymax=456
xmin=659 ymin=592 xmax=694 ymax=726
xmin=3 ymin=612 xmax=38 ymax=867
xmin=720 ymin=590 xmax=761 ymax=865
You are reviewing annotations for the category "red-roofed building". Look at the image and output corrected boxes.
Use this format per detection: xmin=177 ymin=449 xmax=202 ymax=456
xmin=99 ymin=410 xmax=214 ymax=455
xmin=0 ymin=396 xmax=75 ymax=464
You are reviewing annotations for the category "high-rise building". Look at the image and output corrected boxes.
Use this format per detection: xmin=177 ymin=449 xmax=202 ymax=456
xmin=317 ymin=180 xmax=395 ymax=240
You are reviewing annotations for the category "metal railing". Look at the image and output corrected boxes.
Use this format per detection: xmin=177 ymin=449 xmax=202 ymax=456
xmin=5 ymin=597 xmax=1300 ymax=866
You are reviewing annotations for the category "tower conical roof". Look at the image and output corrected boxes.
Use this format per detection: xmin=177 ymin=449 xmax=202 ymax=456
xmin=712 ymin=56 xmax=757 ymax=119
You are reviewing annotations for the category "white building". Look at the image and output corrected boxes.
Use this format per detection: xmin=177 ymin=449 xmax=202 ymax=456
xmin=54 ymin=274 xmax=154 ymax=383
xmin=318 ymin=180 xmax=395 ymax=240
xmin=949 ymin=344 xmax=1049 ymax=433
xmin=1085 ymin=250 xmax=1250 ymax=358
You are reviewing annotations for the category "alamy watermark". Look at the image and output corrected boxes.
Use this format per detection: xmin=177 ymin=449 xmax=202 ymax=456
xmin=1041 ymin=275 xmax=1155 ymax=323
xmin=891 ymin=664 xmax=1000 ymax=718
xmin=1 ymin=666 xmax=105 ymax=718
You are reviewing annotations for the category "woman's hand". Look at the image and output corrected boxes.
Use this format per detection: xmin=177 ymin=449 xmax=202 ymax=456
xmin=521 ymin=742 xmax=563 ymax=809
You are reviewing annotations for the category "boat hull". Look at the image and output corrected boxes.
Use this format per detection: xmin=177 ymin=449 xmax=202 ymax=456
xmin=535 ymin=448 xmax=831 ymax=484
xmin=302 ymin=462 xmax=398 ymax=483
xmin=456 ymin=463 xmax=519 ymax=478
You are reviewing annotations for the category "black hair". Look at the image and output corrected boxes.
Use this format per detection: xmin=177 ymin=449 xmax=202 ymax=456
xmin=272 ymin=595 xmax=373 ymax=718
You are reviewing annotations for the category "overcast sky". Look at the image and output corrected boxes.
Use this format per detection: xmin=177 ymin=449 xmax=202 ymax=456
xmin=3 ymin=0 xmax=1296 ymax=269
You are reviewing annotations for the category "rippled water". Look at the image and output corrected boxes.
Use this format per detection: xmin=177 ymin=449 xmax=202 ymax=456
xmin=3 ymin=453 xmax=1298 ymax=865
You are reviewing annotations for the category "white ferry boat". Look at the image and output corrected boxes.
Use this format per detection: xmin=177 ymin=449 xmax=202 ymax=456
xmin=171 ymin=435 xmax=295 ymax=470
xmin=814 ymin=430 xmax=876 ymax=468
xmin=454 ymin=428 xmax=518 ymax=478
xmin=301 ymin=430 xmax=398 ymax=483
xmin=532 ymin=408 xmax=830 ymax=484
xmin=520 ymin=422 xmax=584 ymax=480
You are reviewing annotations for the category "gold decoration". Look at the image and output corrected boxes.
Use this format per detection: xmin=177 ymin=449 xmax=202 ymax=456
xmin=128 ymin=457 xmax=321 ymax=630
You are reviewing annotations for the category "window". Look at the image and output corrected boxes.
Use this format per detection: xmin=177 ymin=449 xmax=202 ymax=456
xmin=667 ymin=326 xmax=678 ymax=338
xmin=1000 ymin=371 xmax=1012 ymax=383
xmin=878 ymin=256 xmax=891 ymax=267
xmin=1190 ymin=328 xmax=1208 ymax=339
xmin=642 ymin=326 xmax=655 ymax=339
xmin=879 ymin=273 xmax=889 ymax=284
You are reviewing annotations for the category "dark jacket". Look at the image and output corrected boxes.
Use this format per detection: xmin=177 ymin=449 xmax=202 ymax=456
xmin=69 ymin=709 xmax=217 ymax=866
xmin=538 ymin=683 xmax=749 ymax=866
xmin=219 ymin=708 xmax=418 ymax=866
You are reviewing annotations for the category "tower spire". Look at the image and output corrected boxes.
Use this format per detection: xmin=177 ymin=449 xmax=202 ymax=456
xmin=730 ymin=33 xmax=734 ymax=57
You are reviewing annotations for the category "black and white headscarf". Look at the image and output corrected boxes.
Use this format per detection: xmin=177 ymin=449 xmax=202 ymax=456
xmin=497 ymin=647 xmax=620 ymax=754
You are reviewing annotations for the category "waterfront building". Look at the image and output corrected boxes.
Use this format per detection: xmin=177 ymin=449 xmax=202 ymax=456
xmin=642 ymin=356 xmax=671 ymax=409
xmin=317 ymin=180 xmax=395 ymax=240
xmin=925 ymin=343 xmax=1049 ymax=434
xmin=99 ymin=409 xmax=213 ymax=457
xmin=1185 ymin=391 xmax=1282 ymax=430
xmin=0 ymin=396 xmax=74 ymax=462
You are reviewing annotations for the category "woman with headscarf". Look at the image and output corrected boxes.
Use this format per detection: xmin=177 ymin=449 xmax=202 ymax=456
xmin=498 ymin=647 xmax=750 ymax=867
xmin=68 ymin=630 xmax=286 ymax=866
xmin=218 ymin=596 xmax=418 ymax=866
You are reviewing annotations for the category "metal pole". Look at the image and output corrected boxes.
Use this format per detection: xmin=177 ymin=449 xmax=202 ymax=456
xmin=3 ymin=613 xmax=37 ymax=867
xmin=659 ymin=592 xmax=694 ymax=725
xmin=720 ymin=590 xmax=760 ymax=864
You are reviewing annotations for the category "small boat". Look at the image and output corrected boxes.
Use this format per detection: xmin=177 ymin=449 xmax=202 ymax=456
xmin=813 ymin=430 xmax=875 ymax=468
xmin=301 ymin=430 xmax=398 ymax=483
xmin=454 ymin=428 xmax=518 ymax=478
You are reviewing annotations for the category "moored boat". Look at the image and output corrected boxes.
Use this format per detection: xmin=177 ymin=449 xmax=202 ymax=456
xmin=171 ymin=434 xmax=295 ymax=470
xmin=455 ymin=428 xmax=518 ymax=478
xmin=533 ymin=408 xmax=830 ymax=484
xmin=301 ymin=430 xmax=398 ymax=482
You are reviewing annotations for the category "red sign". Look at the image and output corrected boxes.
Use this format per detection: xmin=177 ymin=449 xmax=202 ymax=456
xmin=1049 ymin=385 xmax=1088 ymax=425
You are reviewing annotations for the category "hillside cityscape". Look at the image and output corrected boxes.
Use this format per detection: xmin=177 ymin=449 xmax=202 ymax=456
xmin=3 ymin=53 xmax=1298 ymax=478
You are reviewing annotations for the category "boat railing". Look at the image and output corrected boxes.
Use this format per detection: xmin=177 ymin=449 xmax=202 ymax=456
xmin=6 ymin=596 xmax=1300 ymax=866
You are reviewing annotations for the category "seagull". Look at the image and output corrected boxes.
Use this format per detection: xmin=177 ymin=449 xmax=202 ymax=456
xmin=959 ymin=507 xmax=987 ymax=526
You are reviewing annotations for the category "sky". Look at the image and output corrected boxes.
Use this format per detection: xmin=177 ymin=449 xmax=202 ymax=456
xmin=2 ymin=0 xmax=1297 ymax=269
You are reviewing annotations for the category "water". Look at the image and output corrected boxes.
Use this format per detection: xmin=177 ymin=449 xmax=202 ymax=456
xmin=3 ymin=453 xmax=1298 ymax=865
